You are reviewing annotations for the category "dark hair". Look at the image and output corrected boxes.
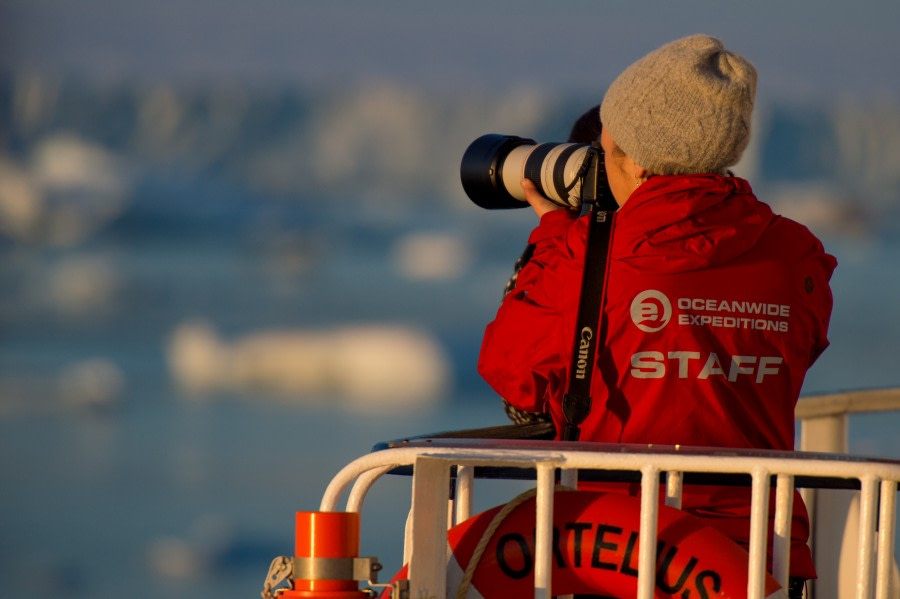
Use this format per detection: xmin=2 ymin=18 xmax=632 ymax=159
xmin=567 ymin=104 xmax=601 ymax=144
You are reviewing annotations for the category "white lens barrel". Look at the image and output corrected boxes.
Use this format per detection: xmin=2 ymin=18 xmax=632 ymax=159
xmin=500 ymin=143 xmax=589 ymax=207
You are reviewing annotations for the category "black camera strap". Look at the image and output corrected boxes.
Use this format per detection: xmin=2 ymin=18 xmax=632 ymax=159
xmin=561 ymin=200 xmax=616 ymax=441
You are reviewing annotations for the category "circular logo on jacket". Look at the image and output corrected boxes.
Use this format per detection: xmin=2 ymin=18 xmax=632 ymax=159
xmin=630 ymin=290 xmax=672 ymax=332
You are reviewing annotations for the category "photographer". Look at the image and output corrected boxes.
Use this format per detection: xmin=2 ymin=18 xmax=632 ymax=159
xmin=477 ymin=35 xmax=836 ymax=595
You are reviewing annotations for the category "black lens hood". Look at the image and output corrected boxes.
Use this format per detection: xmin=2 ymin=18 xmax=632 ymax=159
xmin=460 ymin=134 xmax=535 ymax=209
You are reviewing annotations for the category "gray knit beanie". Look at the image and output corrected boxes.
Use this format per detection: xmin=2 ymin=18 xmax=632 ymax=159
xmin=600 ymin=34 xmax=757 ymax=175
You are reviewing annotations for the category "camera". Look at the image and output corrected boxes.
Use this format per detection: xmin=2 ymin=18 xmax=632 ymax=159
xmin=460 ymin=134 xmax=613 ymax=210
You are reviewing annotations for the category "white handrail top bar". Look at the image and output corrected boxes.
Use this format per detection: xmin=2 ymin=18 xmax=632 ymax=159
xmin=797 ymin=387 xmax=900 ymax=419
xmin=320 ymin=440 xmax=900 ymax=512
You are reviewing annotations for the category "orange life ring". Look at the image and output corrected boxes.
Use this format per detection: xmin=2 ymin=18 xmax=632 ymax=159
xmin=385 ymin=489 xmax=783 ymax=598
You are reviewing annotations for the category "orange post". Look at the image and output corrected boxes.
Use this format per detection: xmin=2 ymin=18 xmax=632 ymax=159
xmin=280 ymin=511 xmax=369 ymax=599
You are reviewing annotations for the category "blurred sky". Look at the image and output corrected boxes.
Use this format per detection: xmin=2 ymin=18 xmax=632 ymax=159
xmin=2 ymin=0 xmax=899 ymax=103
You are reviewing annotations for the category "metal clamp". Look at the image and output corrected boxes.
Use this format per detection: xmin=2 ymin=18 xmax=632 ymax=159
xmin=292 ymin=556 xmax=382 ymax=584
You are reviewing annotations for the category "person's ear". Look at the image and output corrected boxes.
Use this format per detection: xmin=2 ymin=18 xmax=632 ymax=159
xmin=626 ymin=156 xmax=648 ymax=184
xmin=631 ymin=161 xmax=648 ymax=181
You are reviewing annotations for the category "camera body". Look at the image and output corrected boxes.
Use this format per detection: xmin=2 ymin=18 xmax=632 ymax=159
xmin=460 ymin=134 xmax=614 ymax=210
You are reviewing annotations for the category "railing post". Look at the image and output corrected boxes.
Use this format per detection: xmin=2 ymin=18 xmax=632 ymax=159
xmin=455 ymin=464 xmax=474 ymax=525
xmin=638 ymin=466 xmax=660 ymax=599
xmin=876 ymin=479 xmax=898 ymax=598
xmin=665 ymin=470 xmax=683 ymax=509
xmin=408 ymin=456 xmax=450 ymax=599
xmin=800 ymin=412 xmax=852 ymax=599
xmin=534 ymin=463 xmax=556 ymax=599
xmin=559 ymin=467 xmax=578 ymax=489
xmin=857 ymin=476 xmax=879 ymax=599
xmin=748 ymin=468 xmax=771 ymax=599
xmin=773 ymin=474 xmax=794 ymax=591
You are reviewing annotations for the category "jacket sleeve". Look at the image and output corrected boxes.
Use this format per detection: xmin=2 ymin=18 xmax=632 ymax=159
xmin=477 ymin=209 xmax=586 ymax=413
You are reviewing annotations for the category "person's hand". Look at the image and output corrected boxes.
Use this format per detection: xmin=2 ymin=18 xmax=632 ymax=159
xmin=521 ymin=179 xmax=561 ymax=219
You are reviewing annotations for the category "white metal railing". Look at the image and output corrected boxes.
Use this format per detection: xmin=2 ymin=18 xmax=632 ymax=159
xmin=319 ymin=439 xmax=900 ymax=599
xmin=796 ymin=387 xmax=900 ymax=598
xmin=796 ymin=388 xmax=900 ymax=422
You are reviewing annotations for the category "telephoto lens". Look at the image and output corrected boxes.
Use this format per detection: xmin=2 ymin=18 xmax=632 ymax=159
xmin=460 ymin=134 xmax=599 ymax=210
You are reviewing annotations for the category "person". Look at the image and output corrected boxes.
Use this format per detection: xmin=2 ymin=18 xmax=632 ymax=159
xmin=477 ymin=35 xmax=836 ymax=597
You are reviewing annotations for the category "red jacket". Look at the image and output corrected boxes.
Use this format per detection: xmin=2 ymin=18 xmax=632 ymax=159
xmin=478 ymin=174 xmax=837 ymax=578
